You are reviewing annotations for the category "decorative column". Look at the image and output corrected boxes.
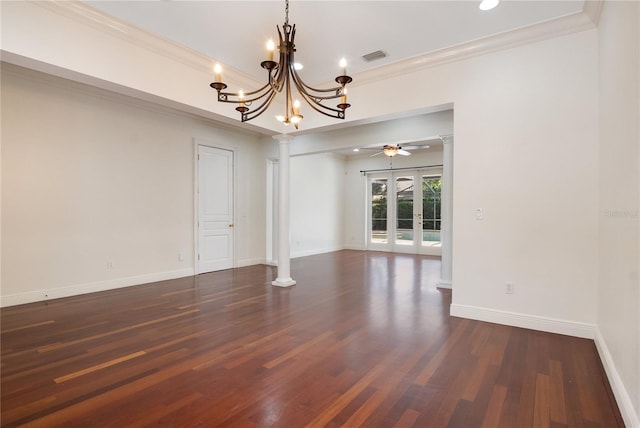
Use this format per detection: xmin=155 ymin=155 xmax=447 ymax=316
xmin=437 ymin=136 xmax=453 ymax=289
xmin=272 ymin=134 xmax=296 ymax=287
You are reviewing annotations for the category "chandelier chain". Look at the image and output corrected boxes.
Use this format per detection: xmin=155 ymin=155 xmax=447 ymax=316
xmin=285 ymin=0 xmax=289 ymax=26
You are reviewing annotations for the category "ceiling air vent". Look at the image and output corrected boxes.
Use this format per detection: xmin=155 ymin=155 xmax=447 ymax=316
xmin=362 ymin=50 xmax=387 ymax=62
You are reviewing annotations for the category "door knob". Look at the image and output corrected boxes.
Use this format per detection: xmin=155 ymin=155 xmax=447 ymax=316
xmin=229 ymin=224 xmax=234 ymax=228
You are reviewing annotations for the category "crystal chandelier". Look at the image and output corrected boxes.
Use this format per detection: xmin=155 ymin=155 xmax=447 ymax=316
xmin=209 ymin=0 xmax=352 ymax=129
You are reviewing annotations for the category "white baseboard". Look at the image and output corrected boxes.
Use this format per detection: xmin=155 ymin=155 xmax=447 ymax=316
xmin=344 ymin=244 xmax=366 ymax=251
xmin=291 ymin=245 xmax=345 ymax=259
xmin=0 ymin=268 xmax=195 ymax=307
xmin=449 ymin=303 xmax=596 ymax=339
xmin=236 ymin=258 xmax=265 ymax=268
xmin=594 ymin=328 xmax=640 ymax=428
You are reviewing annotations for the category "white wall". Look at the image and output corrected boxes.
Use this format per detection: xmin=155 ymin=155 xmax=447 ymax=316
xmin=1 ymin=64 xmax=265 ymax=306
xmin=597 ymin=1 xmax=640 ymax=426
xmin=282 ymin=28 xmax=600 ymax=333
xmin=289 ymin=153 xmax=346 ymax=258
xmin=448 ymin=29 xmax=599 ymax=334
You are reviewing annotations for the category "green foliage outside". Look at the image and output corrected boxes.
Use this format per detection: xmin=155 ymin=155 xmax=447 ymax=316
xmin=371 ymin=177 xmax=441 ymax=231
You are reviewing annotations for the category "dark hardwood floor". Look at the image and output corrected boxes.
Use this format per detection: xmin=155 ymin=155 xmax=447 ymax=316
xmin=1 ymin=250 xmax=623 ymax=427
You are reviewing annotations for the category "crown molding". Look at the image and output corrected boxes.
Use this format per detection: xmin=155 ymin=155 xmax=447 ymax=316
xmin=350 ymin=7 xmax=600 ymax=87
xmin=32 ymin=1 xmax=262 ymax=91
xmin=583 ymin=0 xmax=604 ymax=26
xmin=29 ymin=1 xmax=602 ymax=111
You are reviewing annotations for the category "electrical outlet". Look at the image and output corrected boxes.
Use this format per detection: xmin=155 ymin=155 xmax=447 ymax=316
xmin=178 ymin=252 xmax=185 ymax=261
xmin=107 ymin=260 xmax=114 ymax=269
xmin=505 ymin=282 xmax=514 ymax=294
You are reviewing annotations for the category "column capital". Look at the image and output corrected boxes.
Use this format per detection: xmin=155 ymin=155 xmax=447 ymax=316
xmin=273 ymin=134 xmax=295 ymax=143
xmin=440 ymin=134 xmax=454 ymax=145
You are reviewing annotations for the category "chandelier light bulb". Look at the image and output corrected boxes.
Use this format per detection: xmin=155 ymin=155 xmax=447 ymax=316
xmin=213 ymin=63 xmax=222 ymax=82
xmin=239 ymin=90 xmax=245 ymax=107
xmin=266 ymin=39 xmax=275 ymax=61
xmin=339 ymin=58 xmax=347 ymax=75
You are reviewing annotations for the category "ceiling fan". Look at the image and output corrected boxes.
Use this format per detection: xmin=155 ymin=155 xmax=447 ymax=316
xmin=367 ymin=143 xmax=431 ymax=157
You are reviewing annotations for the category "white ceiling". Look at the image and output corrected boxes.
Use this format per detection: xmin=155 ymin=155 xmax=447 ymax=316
xmin=84 ymin=1 xmax=584 ymax=85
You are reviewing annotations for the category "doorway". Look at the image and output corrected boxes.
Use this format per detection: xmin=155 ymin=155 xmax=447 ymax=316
xmin=367 ymin=170 xmax=442 ymax=256
xmin=196 ymin=145 xmax=235 ymax=273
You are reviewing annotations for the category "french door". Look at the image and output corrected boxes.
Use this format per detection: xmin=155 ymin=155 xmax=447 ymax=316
xmin=367 ymin=171 xmax=441 ymax=255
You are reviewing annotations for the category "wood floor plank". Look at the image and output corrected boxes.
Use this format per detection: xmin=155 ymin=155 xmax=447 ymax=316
xmin=549 ymin=359 xmax=568 ymax=425
xmin=0 ymin=251 xmax=624 ymax=427
xmin=534 ymin=372 xmax=551 ymax=428
xmin=481 ymin=385 xmax=508 ymax=428
xmin=54 ymin=351 xmax=147 ymax=383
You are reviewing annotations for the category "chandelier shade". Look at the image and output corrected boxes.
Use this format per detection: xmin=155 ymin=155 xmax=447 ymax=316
xmin=209 ymin=0 xmax=352 ymax=129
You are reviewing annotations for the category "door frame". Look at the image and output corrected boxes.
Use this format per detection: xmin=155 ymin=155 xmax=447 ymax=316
xmin=193 ymin=139 xmax=238 ymax=274
xmin=366 ymin=169 xmax=443 ymax=256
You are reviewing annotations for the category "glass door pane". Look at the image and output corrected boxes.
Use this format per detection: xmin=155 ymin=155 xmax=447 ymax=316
xmin=422 ymin=176 xmax=442 ymax=246
xmin=371 ymin=178 xmax=388 ymax=243
xmin=395 ymin=176 xmax=414 ymax=245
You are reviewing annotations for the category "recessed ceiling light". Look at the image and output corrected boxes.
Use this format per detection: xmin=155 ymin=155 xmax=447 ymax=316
xmin=353 ymin=148 xmax=360 ymax=152
xmin=479 ymin=0 xmax=500 ymax=11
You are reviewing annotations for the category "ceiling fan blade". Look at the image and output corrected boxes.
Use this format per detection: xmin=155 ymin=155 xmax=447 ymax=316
xmin=402 ymin=145 xmax=431 ymax=150
xmin=397 ymin=149 xmax=411 ymax=156
xmin=370 ymin=151 xmax=383 ymax=157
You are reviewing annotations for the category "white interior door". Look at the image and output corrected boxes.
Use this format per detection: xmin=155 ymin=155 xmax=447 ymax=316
xmin=197 ymin=145 xmax=234 ymax=273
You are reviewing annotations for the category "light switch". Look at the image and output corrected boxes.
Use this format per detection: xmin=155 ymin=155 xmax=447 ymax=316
xmin=475 ymin=208 xmax=484 ymax=220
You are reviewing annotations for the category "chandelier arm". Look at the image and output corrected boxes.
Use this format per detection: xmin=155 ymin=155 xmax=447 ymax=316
xmin=293 ymin=74 xmax=344 ymax=95
xmin=291 ymin=73 xmax=345 ymax=114
xmin=293 ymin=81 xmax=345 ymax=119
xmin=297 ymin=91 xmax=346 ymax=119
xmin=210 ymin=1 xmax=352 ymax=125
xmin=242 ymin=90 xmax=279 ymax=122
xmin=218 ymin=83 xmax=274 ymax=104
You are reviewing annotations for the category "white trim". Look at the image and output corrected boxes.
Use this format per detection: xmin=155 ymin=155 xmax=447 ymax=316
xmin=32 ymin=1 xmax=261 ymax=91
xmin=33 ymin=1 xmax=600 ymax=94
xmin=272 ymin=278 xmax=296 ymax=287
xmin=265 ymin=159 xmax=277 ymax=266
xmin=353 ymin=9 xmax=599 ymax=87
xmin=236 ymin=258 xmax=266 ymax=268
xmin=594 ymin=328 xmax=640 ymax=428
xmin=437 ymin=280 xmax=452 ymax=290
xmin=450 ymin=303 xmax=595 ymax=339
xmin=0 ymin=268 xmax=194 ymax=308
xmin=291 ymin=245 xmax=345 ymax=259
xmin=344 ymin=244 xmax=367 ymax=251
xmin=193 ymin=139 xmax=238 ymax=274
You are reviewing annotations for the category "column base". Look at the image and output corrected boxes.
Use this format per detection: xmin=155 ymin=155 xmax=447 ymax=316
xmin=272 ymin=278 xmax=296 ymax=287
xmin=437 ymin=279 xmax=452 ymax=290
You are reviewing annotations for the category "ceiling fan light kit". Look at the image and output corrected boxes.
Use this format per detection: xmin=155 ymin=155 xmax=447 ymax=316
xmin=382 ymin=145 xmax=410 ymax=157
xmin=210 ymin=0 xmax=352 ymax=129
